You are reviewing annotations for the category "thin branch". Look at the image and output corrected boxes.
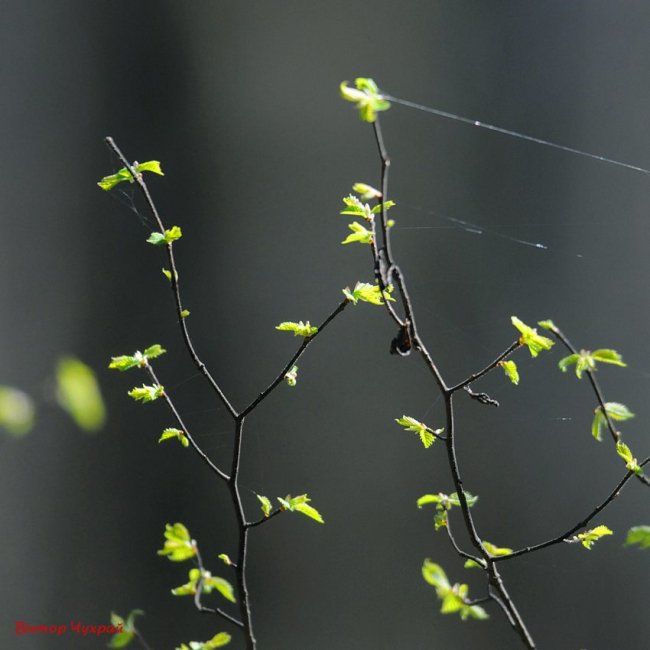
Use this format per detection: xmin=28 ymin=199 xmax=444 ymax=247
xmin=134 ymin=629 xmax=154 ymax=650
xmin=240 ymin=298 xmax=349 ymax=417
xmin=104 ymin=137 xmax=238 ymax=420
xmin=193 ymin=544 xmax=244 ymax=629
xmin=444 ymin=516 xmax=482 ymax=565
xmin=246 ymin=507 xmax=283 ymax=530
xmin=496 ymin=456 xmax=650 ymax=562
xmin=145 ymin=365 xmax=229 ymax=482
xmin=449 ymin=340 xmax=521 ymax=393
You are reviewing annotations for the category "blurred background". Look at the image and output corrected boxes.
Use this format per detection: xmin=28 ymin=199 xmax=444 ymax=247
xmin=2 ymin=1 xmax=650 ymax=648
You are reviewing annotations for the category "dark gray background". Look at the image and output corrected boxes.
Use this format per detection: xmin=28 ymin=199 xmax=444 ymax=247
xmin=2 ymin=1 xmax=649 ymax=649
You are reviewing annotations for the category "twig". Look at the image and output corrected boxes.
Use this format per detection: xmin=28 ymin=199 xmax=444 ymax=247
xmin=496 ymin=456 xmax=650 ymax=562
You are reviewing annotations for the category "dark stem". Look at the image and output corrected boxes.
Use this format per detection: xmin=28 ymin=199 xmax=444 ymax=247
xmin=146 ymin=365 xmax=229 ymax=482
xmin=104 ymin=137 xmax=238 ymax=420
xmin=246 ymin=507 xmax=283 ymax=529
xmin=230 ymin=417 xmax=256 ymax=649
xmin=449 ymin=340 xmax=521 ymax=393
xmin=193 ymin=544 xmax=244 ymax=628
xmin=240 ymin=298 xmax=349 ymax=417
xmin=496 ymin=456 xmax=650 ymax=562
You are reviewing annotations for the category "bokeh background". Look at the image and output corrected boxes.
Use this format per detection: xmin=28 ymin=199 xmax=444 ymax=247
xmin=2 ymin=1 xmax=650 ymax=648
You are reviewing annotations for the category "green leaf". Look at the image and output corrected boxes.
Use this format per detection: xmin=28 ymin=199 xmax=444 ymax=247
xmin=464 ymin=541 xmax=512 ymax=568
xmin=511 ymin=316 xmax=554 ymax=357
xmin=624 ymin=526 xmax=650 ymax=549
xmin=128 ymin=384 xmax=164 ymax=403
xmin=498 ymin=360 xmax=519 ymax=385
xmin=574 ymin=525 xmax=613 ymax=550
xmin=339 ymin=78 xmax=391 ymax=123
xmin=537 ymin=319 xmax=557 ymax=332
xmin=616 ymin=441 xmax=642 ymax=474
xmin=108 ymin=632 xmax=135 ymax=648
xmin=418 ymin=492 xmax=477 ymax=510
xmin=591 ymin=349 xmax=627 ymax=368
xmin=147 ymin=226 xmax=183 ymax=246
xmin=592 ymin=402 xmax=634 ymax=441
xmin=135 ymin=160 xmax=164 ymax=176
xmin=275 ymin=321 xmax=318 ymax=337
xmin=352 ymin=182 xmax=381 ymax=200
xmin=278 ymin=494 xmax=324 ymax=523
xmin=181 ymin=309 xmax=190 ymax=318
xmin=257 ymin=494 xmax=272 ymax=518
xmin=343 ymin=281 xmax=395 ymax=306
xmin=370 ymin=200 xmax=395 ymax=214
xmin=56 ymin=357 xmax=106 ymax=432
xmin=159 ymin=427 xmax=189 ymax=448
xmin=342 ymin=221 xmax=373 ymax=245
xmin=162 ymin=268 xmax=174 ymax=281
xmin=98 ymin=161 xmax=164 ymax=191
xmin=284 ymin=365 xmax=299 ymax=387
xmin=124 ymin=609 xmax=144 ymax=630
xmin=0 ymin=386 xmax=35 ymax=437
xmin=396 ymin=415 xmax=443 ymax=449
xmin=340 ymin=195 xmax=374 ymax=220
xmin=157 ymin=523 xmax=196 ymax=561
xmin=172 ymin=568 xmax=236 ymax=603
xmin=422 ymin=560 xmax=488 ymax=621
xmin=433 ymin=511 xmax=448 ymax=530
xmin=218 ymin=553 xmax=233 ymax=565
xmin=176 ymin=633 xmax=231 ymax=650
xmin=143 ymin=344 xmax=166 ymax=359
xmin=560 ymin=349 xmax=626 ymax=379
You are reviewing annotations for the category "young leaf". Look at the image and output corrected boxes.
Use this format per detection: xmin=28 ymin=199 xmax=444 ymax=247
xmin=616 ymin=441 xmax=642 ymax=474
xmin=278 ymin=494 xmax=324 ymax=523
xmin=147 ymin=226 xmax=183 ymax=246
xmin=511 ymin=316 xmax=554 ymax=357
xmin=257 ymin=494 xmax=272 ymax=518
xmin=275 ymin=321 xmax=318 ymax=337
xmin=172 ymin=568 xmax=236 ymax=603
xmin=162 ymin=268 xmax=175 ymax=282
xmin=624 ymin=526 xmax=650 ymax=549
xmin=157 ymin=523 xmax=196 ymax=561
xmin=464 ymin=541 xmax=512 ymax=568
xmin=143 ymin=344 xmax=166 ymax=359
xmin=342 ymin=221 xmax=373 ymax=245
xmin=159 ymin=427 xmax=189 ymax=448
xmin=370 ymin=200 xmax=395 ymax=214
xmin=352 ymin=182 xmax=381 ymax=200
xmin=574 ymin=525 xmax=614 ymax=550
xmin=343 ymin=282 xmax=395 ymax=306
xmin=498 ymin=360 xmax=519 ymax=385
xmin=341 ymin=195 xmax=374 ymax=221
xmin=284 ymin=365 xmax=299 ymax=387
xmin=339 ymin=77 xmax=391 ymax=123
xmin=128 ymin=384 xmax=164 ymax=403
xmin=591 ymin=402 xmax=634 ymax=441
xmin=98 ymin=161 xmax=164 ymax=191
xmin=396 ymin=415 xmax=443 ymax=449
xmin=176 ymin=632 xmax=231 ymax=650
xmin=218 ymin=553 xmax=233 ymax=565
xmin=181 ymin=309 xmax=190 ymax=318
xmin=537 ymin=319 xmax=557 ymax=332
xmin=591 ymin=349 xmax=627 ymax=368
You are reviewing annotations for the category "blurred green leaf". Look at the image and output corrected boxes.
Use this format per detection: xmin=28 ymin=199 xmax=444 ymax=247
xmin=56 ymin=357 xmax=106 ymax=432
xmin=128 ymin=384 xmax=164 ymax=403
xmin=343 ymin=282 xmax=395 ymax=306
xmin=0 ymin=386 xmax=35 ymax=437
xmin=624 ymin=526 xmax=650 ymax=549
xmin=396 ymin=415 xmax=443 ymax=449
xmin=157 ymin=523 xmax=196 ymax=561
xmin=339 ymin=78 xmax=391 ymax=122
xmin=257 ymin=494 xmax=272 ymax=518
xmin=574 ymin=525 xmax=613 ymax=550
xmin=159 ymin=427 xmax=189 ymax=448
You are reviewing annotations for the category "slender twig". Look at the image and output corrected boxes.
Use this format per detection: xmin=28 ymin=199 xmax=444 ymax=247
xmin=104 ymin=137 xmax=238 ymax=420
xmin=134 ymin=629 xmax=154 ymax=650
xmin=449 ymin=340 xmax=521 ymax=393
xmin=444 ymin=515 xmax=482 ymax=565
xmin=496 ymin=456 xmax=650 ymax=562
xmin=368 ymin=117 xmax=536 ymax=648
xmin=193 ymin=544 xmax=244 ymax=628
xmin=145 ymin=365 xmax=229 ymax=482
xmin=549 ymin=324 xmax=650 ymax=486
xmin=246 ymin=507 xmax=283 ymax=529
xmin=240 ymin=298 xmax=349 ymax=417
